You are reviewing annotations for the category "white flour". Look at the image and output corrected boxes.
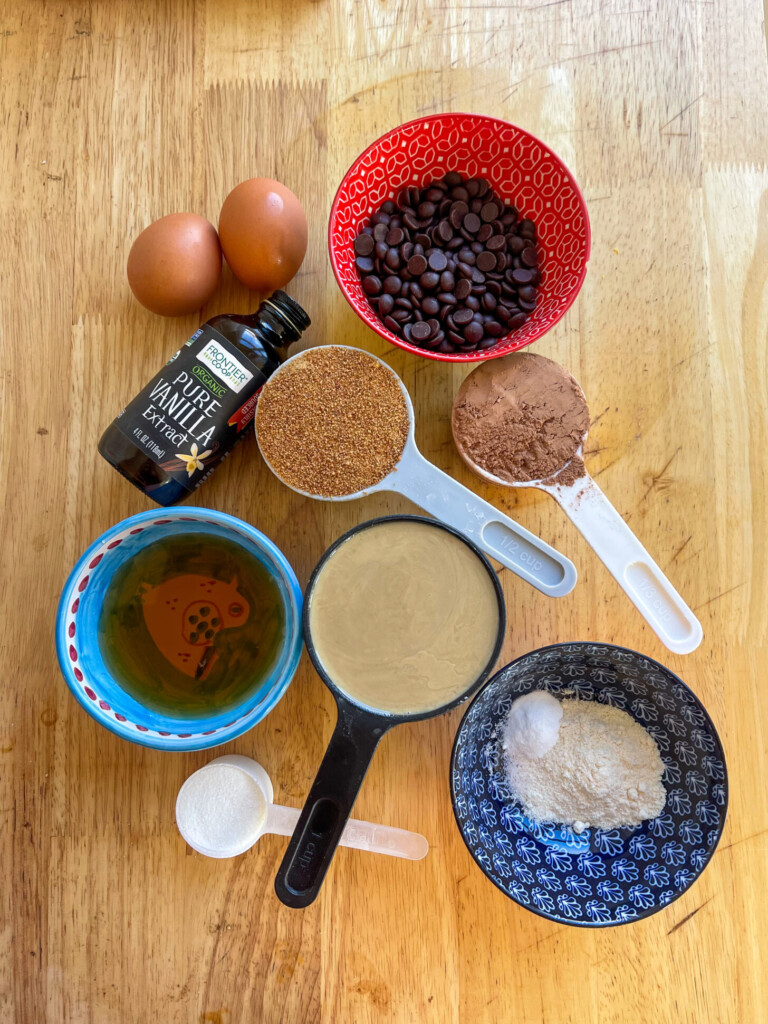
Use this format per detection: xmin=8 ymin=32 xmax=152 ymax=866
xmin=503 ymin=696 xmax=666 ymax=832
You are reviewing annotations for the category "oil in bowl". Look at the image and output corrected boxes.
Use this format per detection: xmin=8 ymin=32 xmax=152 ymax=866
xmin=98 ymin=533 xmax=286 ymax=720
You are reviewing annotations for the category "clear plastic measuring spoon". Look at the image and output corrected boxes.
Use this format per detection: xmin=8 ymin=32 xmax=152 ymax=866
xmin=176 ymin=754 xmax=429 ymax=860
xmin=452 ymin=363 xmax=703 ymax=655
xmin=256 ymin=345 xmax=576 ymax=598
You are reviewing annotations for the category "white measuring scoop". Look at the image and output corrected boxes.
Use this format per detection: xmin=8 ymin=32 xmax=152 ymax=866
xmin=452 ymin=370 xmax=702 ymax=655
xmin=256 ymin=345 xmax=576 ymax=598
xmin=175 ymin=754 xmax=429 ymax=860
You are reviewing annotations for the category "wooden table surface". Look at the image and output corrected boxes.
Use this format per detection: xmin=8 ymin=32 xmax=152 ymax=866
xmin=3 ymin=1 xmax=768 ymax=1021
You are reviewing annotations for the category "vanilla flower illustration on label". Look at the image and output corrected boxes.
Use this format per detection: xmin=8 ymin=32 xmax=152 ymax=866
xmin=176 ymin=442 xmax=212 ymax=478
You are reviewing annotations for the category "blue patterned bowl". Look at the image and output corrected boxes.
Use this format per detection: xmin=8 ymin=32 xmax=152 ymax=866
xmin=451 ymin=643 xmax=727 ymax=927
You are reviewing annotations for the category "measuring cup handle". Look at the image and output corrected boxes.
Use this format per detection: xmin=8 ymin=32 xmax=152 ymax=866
xmin=266 ymin=803 xmax=428 ymax=860
xmin=389 ymin=446 xmax=577 ymax=597
xmin=274 ymin=702 xmax=390 ymax=908
xmin=556 ymin=475 xmax=703 ymax=654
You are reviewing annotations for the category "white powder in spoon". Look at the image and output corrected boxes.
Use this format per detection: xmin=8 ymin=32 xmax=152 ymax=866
xmin=176 ymin=764 xmax=267 ymax=853
xmin=503 ymin=695 xmax=666 ymax=833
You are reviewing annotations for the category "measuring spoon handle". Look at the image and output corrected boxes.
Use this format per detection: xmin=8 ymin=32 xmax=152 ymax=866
xmin=555 ymin=474 xmax=703 ymax=654
xmin=266 ymin=803 xmax=428 ymax=860
xmin=274 ymin=702 xmax=391 ymax=908
xmin=388 ymin=446 xmax=576 ymax=597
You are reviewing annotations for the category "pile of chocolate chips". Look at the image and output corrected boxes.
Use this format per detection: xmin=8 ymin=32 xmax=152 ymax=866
xmin=353 ymin=172 xmax=539 ymax=354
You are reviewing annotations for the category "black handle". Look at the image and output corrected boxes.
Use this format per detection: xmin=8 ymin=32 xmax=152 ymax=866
xmin=274 ymin=700 xmax=391 ymax=908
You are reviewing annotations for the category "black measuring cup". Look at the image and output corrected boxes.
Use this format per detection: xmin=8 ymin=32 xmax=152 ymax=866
xmin=274 ymin=515 xmax=506 ymax=908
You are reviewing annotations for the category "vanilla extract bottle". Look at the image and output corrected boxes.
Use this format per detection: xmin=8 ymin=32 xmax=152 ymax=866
xmin=99 ymin=291 xmax=310 ymax=506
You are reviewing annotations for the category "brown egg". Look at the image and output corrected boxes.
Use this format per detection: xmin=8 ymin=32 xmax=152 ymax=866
xmin=218 ymin=179 xmax=308 ymax=292
xmin=127 ymin=213 xmax=222 ymax=316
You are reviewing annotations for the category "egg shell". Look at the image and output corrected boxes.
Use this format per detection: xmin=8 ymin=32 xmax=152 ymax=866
xmin=218 ymin=179 xmax=308 ymax=292
xmin=127 ymin=213 xmax=222 ymax=317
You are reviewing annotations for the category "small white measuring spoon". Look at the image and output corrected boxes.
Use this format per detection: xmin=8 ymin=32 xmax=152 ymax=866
xmin=175 ymin=754 xmax=429 ymax=860
xmin=256 ymin=345 xmax=576 ymax=598
xmin=452 ymin=365 xmax=703 ymax=655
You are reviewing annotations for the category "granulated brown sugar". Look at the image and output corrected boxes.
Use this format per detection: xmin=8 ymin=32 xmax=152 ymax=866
xmin=255 ymin=346 xmax=410 ymax=497
xmin=451 ymin=353 xmax=589 ymax=485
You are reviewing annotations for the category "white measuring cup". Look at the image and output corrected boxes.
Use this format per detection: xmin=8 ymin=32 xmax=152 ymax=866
xmin=175 ymin=754 xmax=429 ymax=860
xmin=256 ymin=345 xmax=576 ymax=598
xmin=452 ymin=371 xmax=703 ymax=655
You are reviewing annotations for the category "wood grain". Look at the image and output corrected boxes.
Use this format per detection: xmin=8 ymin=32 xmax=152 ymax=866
xmin=2 ymin=1 xmax=767 ymax=1021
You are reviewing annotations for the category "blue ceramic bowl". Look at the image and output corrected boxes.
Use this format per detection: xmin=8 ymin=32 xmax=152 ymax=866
xmin=451 ymin=643 xmax=727 ymax=927
xmin=56 ymin=508 xmax=303 ymax=751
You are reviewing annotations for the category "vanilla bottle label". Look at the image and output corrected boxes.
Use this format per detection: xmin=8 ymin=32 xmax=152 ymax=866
xmin=114 ymin=325 xmax=267 ymax=492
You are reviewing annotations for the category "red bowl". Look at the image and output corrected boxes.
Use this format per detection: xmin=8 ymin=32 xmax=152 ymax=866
xmin=329 ymin=113 xmax=591 ymax=362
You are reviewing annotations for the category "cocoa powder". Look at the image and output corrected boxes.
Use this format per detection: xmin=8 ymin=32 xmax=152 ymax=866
xmin=451 ymin=353 xmax=589 ymax=485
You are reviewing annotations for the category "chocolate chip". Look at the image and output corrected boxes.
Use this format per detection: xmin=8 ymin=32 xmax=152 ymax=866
xmin=383 ymin=315 xmax=401 ymax=333
xmin=428 ymin=250 xmax=448 ymax=272
xmin=455 ymin=278 xmax=471 ymax=301
xmin=444 ymin=171 xmax=463 ymax=187
xmin=465 ymin=295 xmax=480 ymax=312
xmin=371 ymin=211 xmax=390 ymax=226
xmin=449 ymin=202 xmax=468 ymax=229
xmin=362 ymin=275 xmax=381 ymax=295
xmin=485 ymin=321 xmax=504 ymax=337
xmin=482 ymin=292 xmax=497 ymax=312
xmin=518 ymin=285 xmax=537 ymax=302
xmin=386 ymin=227 xmax=405 ymax=247
xmin=463 ymin=322 xmax=483 ymax=344
xmin=383 ymin=276 xmax=402 ymax=294
xmin=411 ymin=321 xmax=432 ymax=342
xmin=420 ymin=271 xmax=440 ymax=290
xmin=463 ymin=213 xmax=481 ymax=234
xmin=453 ymin=308 xmax=474 ymax=325
xmin=480 ymin=201 xmax=500 ymax=223
xmin=508 ymin=312 xmax=528 ymax=329
xmin=477 ymin=223 xmax=493 ymax=243
xmin=475 ymin=251 xmax=497 ymax=273
xmin=378 ymin=293 xmax=394 ymax=315
xmin=422 ymin=296 xmax=440 ymax=315
xmin=486 ymin=234 xmax=506 ymax=252
xmin=407 ymin=254 xmax=428 ymax=276
xmin=511 ymin=268 xmax=533 ymax=285
xmin=451 ymin=186 xmax=469 ymax=202
xmin=373 ymin=222 xmax=388 ymax=242
xmin=355 ymin=256 xmax=375 ymax=274
xmin=354 ymin=234 xmax=375 ymax=256
xmin=437 ymin=292 xmax=457 ymax=305
xmin=385 ymin=248 xmax=401 ymax=271
xmin=521 ymin=247 xmax=538 ymax=267
xmin=508 ymin=235 xmax=525 ymax=254
xmin=414 ymin=233 xmax=431 ymax=248
xmin=418 ymin=201 xmax=436 ymax=219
